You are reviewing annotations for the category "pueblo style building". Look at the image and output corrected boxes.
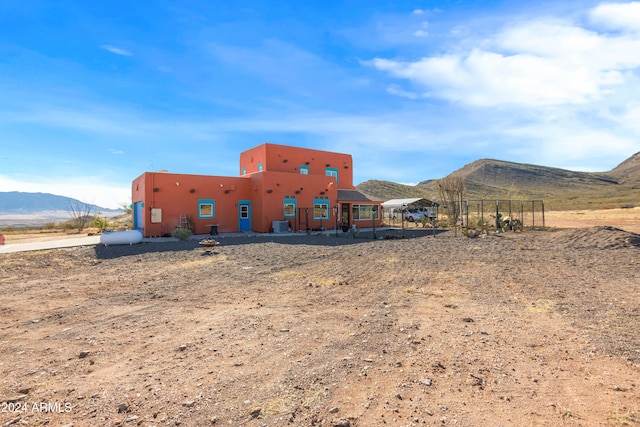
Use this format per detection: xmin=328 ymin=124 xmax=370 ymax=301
xmin=131 ymin=143 xmax=381 ymax=237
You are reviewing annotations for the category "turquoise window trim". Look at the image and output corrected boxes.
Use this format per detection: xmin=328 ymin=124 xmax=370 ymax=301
xmin=198 ymin=199 xmax=215 ymax=218
xmin=241 ymin=167 xmax=247 ymax=176
xmin=325 ymin=167 xmax=338 ymax=183
xmin=258 ymin=162 xmax=263 ymax=172
xmin=313 ymin=199 xmax=330 ymax=220
xmin=284 ymin=198 xmax=297 ymax=218
xmin=299 ymin=165 xmax=309 ymax=174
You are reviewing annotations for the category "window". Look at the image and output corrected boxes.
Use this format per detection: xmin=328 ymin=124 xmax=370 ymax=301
xmin=258 ymin=162 xmax=263 ymax=172
xmin=198 ymin=199 xmax=215 ymax=218
xmin=314 ymin=199 xmax=330 ymax=220
xmin=241 ymin=167 xmax=247 ymax=176
xmin=325 ymin=167 xmax=338 ymax=183
xmin=299 ymin=165 xmax=309 ymax=175
xmin=352 ymin=204 xmax=379 ymax=220
xmin=239 ymin=205 xmax=249 ymax=219
xmin=284 ymin=196 xmax=296 ymax=218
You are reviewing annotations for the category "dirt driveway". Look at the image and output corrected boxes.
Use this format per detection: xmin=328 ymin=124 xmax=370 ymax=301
xmin=1 ymin=227 xmax=639 ymax=426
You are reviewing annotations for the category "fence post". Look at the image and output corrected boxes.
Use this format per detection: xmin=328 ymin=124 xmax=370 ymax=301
xmin=531 ymin=200 xmax=535 ymax=228
xmin=465 ymin=200 xmax=469 ymax=231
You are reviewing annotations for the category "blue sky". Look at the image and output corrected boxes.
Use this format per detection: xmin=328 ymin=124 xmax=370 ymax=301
xmin=1 ymin=1 xmax=640 ymax=209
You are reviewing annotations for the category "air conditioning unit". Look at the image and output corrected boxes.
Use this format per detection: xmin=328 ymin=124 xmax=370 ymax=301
xmin=272 ymin=220 xmax=289 ymax=233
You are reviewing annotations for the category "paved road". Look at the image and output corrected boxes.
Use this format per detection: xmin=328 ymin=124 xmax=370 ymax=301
xmin=0 ymin=236 xmax=102 ymax=254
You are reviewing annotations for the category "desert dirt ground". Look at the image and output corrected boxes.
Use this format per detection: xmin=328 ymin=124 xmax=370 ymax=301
xmin=543 ymin=207 xmax=640 ymax=234
xmin=1 ymin=214 xmax=639 ymax=427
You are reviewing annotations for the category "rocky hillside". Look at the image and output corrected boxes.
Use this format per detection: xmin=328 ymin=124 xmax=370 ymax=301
xmin=357 ymin=152 xmax=640 ymax=210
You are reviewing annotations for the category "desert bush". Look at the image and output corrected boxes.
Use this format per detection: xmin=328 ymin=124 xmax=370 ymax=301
xmin=463 ymin=219 xmax=490 ymax=238
xmin=172 ymin=228 xmax=193 ymax=240
xmin=93 ymin=216 xmax=109 ymax=230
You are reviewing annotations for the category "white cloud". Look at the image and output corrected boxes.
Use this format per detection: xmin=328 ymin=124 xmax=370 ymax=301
xmin=590 ymin=1 xmax=640 ymax=32
xmin=372 ymin=50 xmax=606 ymax=106
xmin=3 ymin=104 xmax=153 ymax=136
xmin=386 ymin=84 xmax=419 ymax=99
xmin=100 ymin=44 xmax=133 ymax=57
xmin=370 ymin=6 xmax=640 ymax=108
xmin=414 ymin=20 xmax=429 ymax=37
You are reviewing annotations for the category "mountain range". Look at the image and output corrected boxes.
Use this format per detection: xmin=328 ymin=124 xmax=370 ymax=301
xmin=0 ymin=192 xmax=123 ymax=226
xmin=357 ymin=152 xmax=640 ymax=210
xmin=1 ymin=152 xmax=638 ymax=226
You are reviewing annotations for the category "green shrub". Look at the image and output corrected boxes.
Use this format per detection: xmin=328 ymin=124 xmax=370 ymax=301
xmin=172 ymin=228 xmax=193 ymax=240
xmin=93 ymin=216 xmax=110 ymax=230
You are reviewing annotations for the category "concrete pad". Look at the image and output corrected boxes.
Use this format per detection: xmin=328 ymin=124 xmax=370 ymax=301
xmin=0 ymin=236 xmax=101 ymax=254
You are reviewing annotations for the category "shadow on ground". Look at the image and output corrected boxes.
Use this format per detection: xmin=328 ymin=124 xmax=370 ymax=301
xmin=93 ymin=228 xmax=448 ymax=259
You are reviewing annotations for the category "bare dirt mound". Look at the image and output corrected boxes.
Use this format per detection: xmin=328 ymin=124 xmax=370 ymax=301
xmin=541 ymin=225 xmax=640 ymax=249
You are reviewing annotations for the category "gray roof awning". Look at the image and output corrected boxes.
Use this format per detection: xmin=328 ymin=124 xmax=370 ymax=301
xmin=338 ymin=189 xmax=379 ymax=202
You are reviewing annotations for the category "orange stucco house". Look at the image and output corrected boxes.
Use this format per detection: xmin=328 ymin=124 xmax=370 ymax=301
xmin=131 ymin=143 xmax=381 ymax=236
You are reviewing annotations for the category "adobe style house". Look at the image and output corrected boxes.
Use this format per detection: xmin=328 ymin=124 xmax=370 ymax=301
xmin=131 ymin=143 xmax=381 ymax=237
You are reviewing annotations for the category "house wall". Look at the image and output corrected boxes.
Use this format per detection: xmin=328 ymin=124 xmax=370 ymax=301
xmin=240 ymin=143 xmax=354 ymax=189
xmin=132 ymin=143 xmax=376 ymax=237
xmin=250 ymin=171 xmax=339 ymax=232
xmin=131 ymin=172 xmax=253 ymax=236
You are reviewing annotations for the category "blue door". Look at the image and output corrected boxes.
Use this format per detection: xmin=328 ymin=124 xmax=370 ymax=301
xmin=238 ymin=201 xmax=251 ymax=231
xmin=133 ymin=202 xmax=144 ymax=232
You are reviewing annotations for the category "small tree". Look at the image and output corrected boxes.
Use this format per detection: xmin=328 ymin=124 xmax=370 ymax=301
xmin=120 ymin=202 xmax=132 ymax=215
xmin=67 ymin=200 xmax=94 ymax=232
xmin=436 ymin=176 xmax=466 ymax=227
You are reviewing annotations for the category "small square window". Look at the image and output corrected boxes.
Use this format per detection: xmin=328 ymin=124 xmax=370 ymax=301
xmin=313 ymin=200 xmax=330 ymax=220
xmin=325 ymin=167 xmax=338 ymax=183
xmin=284 ymin=203 xmax=296 ymax=217
xmin=198 ymin=199 xmax=215 ymax=218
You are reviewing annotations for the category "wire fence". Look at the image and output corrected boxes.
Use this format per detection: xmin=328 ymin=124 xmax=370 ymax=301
xmin=462 ymin=200 xmax=545 ymax=229
xmin=382 ymin=199 xmax=546 ymax=230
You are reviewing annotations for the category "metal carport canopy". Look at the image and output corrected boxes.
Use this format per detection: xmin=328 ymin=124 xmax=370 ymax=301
xmin=381 ymin=198 xmax=436 ymax=210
